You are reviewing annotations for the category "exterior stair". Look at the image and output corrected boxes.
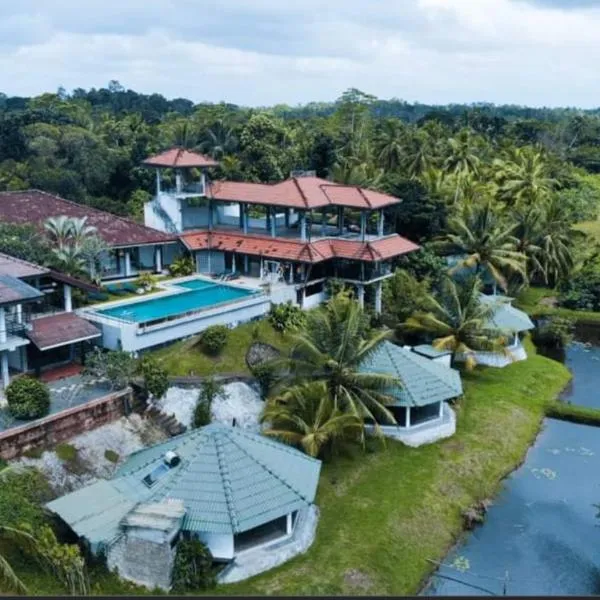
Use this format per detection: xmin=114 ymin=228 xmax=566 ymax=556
xmin=145 ymin=405 xmax=187 ymax=437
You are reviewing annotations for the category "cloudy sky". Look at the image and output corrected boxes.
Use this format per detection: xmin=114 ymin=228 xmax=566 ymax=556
xmin=1 ymin=0 xmax=599 ymax=107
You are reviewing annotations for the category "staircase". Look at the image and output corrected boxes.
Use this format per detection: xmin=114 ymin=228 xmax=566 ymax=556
xmin=145 ymin=405 xmax=187 ymax=437
xmin=151 ymin=199 xmax=179 ymax=234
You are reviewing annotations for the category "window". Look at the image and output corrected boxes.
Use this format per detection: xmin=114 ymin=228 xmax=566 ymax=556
xmin=142 ymin=463 xmax=170 ymax=488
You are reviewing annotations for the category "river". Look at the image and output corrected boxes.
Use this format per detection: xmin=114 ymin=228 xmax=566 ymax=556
xmin=423 ymin=342 xmax=600 ymax=596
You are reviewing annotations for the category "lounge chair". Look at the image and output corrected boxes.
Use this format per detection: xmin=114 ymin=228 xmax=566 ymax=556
xmin=88 ymin=290 xmax=109 ymax=302
xmin=121 ymin=282 xmax=138 ymax=293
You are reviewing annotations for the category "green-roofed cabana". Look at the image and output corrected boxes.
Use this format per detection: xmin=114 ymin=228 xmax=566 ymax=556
xmin=360 ymin=341 xmax=463 ymax=447
xmin=46 ymin=423 xmax=322 ymax=588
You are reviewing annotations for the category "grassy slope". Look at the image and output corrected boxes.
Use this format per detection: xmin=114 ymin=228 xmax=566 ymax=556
xmin=516 ymin=286 xmax=600 ymax=324
xmin=150 ymin=320 xmax=293 ymax=377
xmin=216 ymin=340 xmax=570 ymax=596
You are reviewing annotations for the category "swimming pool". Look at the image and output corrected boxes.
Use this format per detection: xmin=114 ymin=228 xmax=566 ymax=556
xmin=97 ymin=278 xmax=257 ymax=324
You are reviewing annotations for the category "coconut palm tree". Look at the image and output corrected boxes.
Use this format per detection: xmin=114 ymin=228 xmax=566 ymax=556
xmin=493 ymin=147 xmax=558 ymax=206
xmin=199 ymin=119 xmax=238 ymax=159
xmin=404 ymin=131 xmax=436 ymax=179
xmin=444 ymin=130 xmax=481 ymax=203
xmin=68 ymin=216 xmax=97 ymax=247
xmin=375 ymin=119 xmax=405 ymax=171
xmin=274 ymin=292 xmax=400 ymax=425
xmin=51 ymin=245 xmax=86 ymax=276
xmin=261 ymin=381 xmax=364 ymax=458
xmin=433 ymin=200 xmax=527 ymax=292
xmin=44 ymin=216 xmax=74 ymax=250
xmin=403 ymin=276 xmax=507 ymax=370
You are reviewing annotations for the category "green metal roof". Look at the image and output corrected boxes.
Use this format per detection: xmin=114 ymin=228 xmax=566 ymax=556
xmin=360 ymin=341 xmax=463 ymax=407
xmin=47 ymin=424 xmax=322 ymax=541
xmin=412 ymin=344 xmax=452 ymax=359
xmin=480 ymin=294 xmax=534 ymax=333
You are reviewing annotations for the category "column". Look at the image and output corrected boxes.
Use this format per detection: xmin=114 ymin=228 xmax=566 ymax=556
xmin=284 ymin=208 xmax=290 ymax=229
xmin=286 ymin=513 xmax=293 ymax=535
xmin=155 ymin=170 xmax=161 ymax=196
xmin=288 ymin=264 xmax=294 ymax=284
xmin=259 ymin=256 xmax=264 ymax=281
xmin=63 ymin=284 xmax=73 ymax=313
xmin=338 ymin=206 xmax=344 ymax=235
xmin=208 ymin=200 xmax=214 ymax=230
xmin=378 ymin=210 xmax=385 ymax=237
xmin=124 ymin=251 xmax=132 ymax=277
xmin=356 ymin=285 xmax=365 ymax=309
xmin=439 ymin=402 xmax=444 ymax=418
xmin=300 ymin=212 xmax=307 ymax=242
xmin=242 ymin=204 xmax=249 ymax=234
xmin=375 ymin=281 xmax=383 ymax=314
xmin=270 ymin=208 xmax=276 ymax=238
xmin=155 ymin=246 xmax=163 ymax=273
xmin=231 ymin=253 xmax=236 ymax=274
xmin=0 ymin=307 xmax=6 ymax=343
xmin=175 ymin=169 xmax=182 ymax=193
xmin=321 ymin=208 xmax=327 ymax=237
xmin=360 ymin=211 xmax=367 ymax=240
xmin=244 ymin=255 xmax=249 ymax=273
xmin=1 ymin=352 xmax=8 ymax=389
xmin=266 ymin=207 xmax=271 ymax=234
xmin=405 ymin=407 xmax=411 ymax=428
xmin=21 ymin=346 xmax=28 ymax=373
xmin=16 ymin=304 xmax=22 ymax=324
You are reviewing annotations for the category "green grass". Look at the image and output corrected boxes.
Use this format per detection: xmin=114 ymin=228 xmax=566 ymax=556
xmin=546 ymin=401 xmax=600 ymax=426
xmin=515 ymin=286 xmax=600 ymax=324
xmin=573 ymin=220 xmax=600 ymax=243
xmin=214 ymin=339 xmax=570 ymax=596
xmin=150 ymin=319 xmax=294 ymax=377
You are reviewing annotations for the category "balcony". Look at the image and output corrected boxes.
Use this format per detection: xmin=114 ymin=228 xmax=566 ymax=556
xmin=163 ymin=181 xmax=205 ymax=198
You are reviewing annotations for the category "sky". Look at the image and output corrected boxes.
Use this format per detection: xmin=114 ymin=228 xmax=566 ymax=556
xmin=1 ymin=0 xmax=600 ymax=108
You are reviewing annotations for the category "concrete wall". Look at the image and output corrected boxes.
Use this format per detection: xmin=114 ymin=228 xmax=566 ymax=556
xmin=196 ymin=250 xmax=226 ymax=274
xmin=196 ymin=531 xmax=235 ymax=561
xmin=303 ymin=290 xmax=327 ymax=309
xmin=0 ymin=388 xmax=132 ymax=459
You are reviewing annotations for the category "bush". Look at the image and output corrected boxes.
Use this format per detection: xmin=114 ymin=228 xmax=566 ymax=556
xmin=104 ymin=449 xmax=120 ymax=463
xmin=135 ymin=272 xmax=158 ymax=291
xmin=251 ymin=362 xmax=277 ymax=399
xmin=193 ymin=377 xmax=228 ymax=428
xmin=84 ymin=348 xmax=137 ymax=390
xmin=55 ymin=443 xmax=78 ymax=462
xmin=168 ymin=256 xmax=195 ymax=277
xmin=137 ymin=356 xmax=169 ymax=399
xmin=268 ymin=301 xmax=305 ymax=333
xmin=171 ymin=539 xmax=216 ymax=592
xmin=200 ymin=325 xmax=229 ymax=356
xmin=532 ymin=317 xmax=575 ymax=349
xmin=0 ymin=468 xmax=53 ymax=529
xmin=6 ymin=376 xmax=50 ymax=420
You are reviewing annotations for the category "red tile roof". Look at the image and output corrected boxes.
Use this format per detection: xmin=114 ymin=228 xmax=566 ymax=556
xmin=180 ymin=230 xmax=419 ymax=264
xmin=0 ymin=190 xmax=176 ymax=248
xmin=27 ymin=313 xmax=101 ymax=351
xmin=143 ymin=148 xmax=219 ymax=168
xmin=208 ymin=177 xmax=401 ymax=210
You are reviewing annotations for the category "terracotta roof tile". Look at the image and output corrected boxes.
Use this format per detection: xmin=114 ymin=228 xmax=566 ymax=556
xmin=143 ymin=148 xmax=219 ymax=168
xmin=27 ymin=313 xmax=101 ymax=351
xmin=0 ymin=190 xmax=176 ymax=248
xmin=180 ymin=230 xmax=419 ymax=264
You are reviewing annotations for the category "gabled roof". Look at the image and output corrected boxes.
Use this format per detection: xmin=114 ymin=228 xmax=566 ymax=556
xmin=179 ymin=230 xmax=419 ymax=264
xmin=480 ymin=294 xmax=535 ymax=333
xmin=26 ymin=312 xmax=102 ymax=351
xmin=0 ymin=253 xmax=48 ymax=279
xmin=0 ymin=190 xmax=176 ymax=248
xmin=143 ymin=148 xmax=219 ymax=168
xmin=0 ymin=275 xmax=43 ymax=306
xmin=360 ymin=341 xmax=463 ymax=407
xmin=209 ymin=177 xmax=402 ymax=211
xmin=47 ymin=424 xmax=322 ymax=541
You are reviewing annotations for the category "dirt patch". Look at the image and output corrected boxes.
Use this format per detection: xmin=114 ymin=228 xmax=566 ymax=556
xmin=343 ymin=569 xmax=374 ymax=592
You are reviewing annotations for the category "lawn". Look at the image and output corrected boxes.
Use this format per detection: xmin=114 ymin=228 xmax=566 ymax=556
xmin=150 ymin=319 xmax=294 ymax=377
xmin=515 ymin=286 xmax=600 ymax=324
xmin=215 ymin=340 xmax=570 ymax=596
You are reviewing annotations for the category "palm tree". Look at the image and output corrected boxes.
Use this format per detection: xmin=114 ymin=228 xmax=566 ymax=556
xmin=493 ymin=147 xmax=558 ymax=206
xmin=68 ymin=216 xmax=97 ymax=247
xmin=51 ymin=245 xmax=86 ymax=276
xmin=44 ymin=216 xmax=74 ymax=250
xmin=433 ymin=200 xmax=527 ymax=292
xmin=274 ymin=292 xmax=400 ymax=425
xmin=404 ymin=131 xmax=436 ymax=179
xmin=404 ymin=277 xmax=507 ymax=370
xmin=443 ymin=130 xmax=481 ymax=203
xmin=199 ymin=119 xmax=238 ymax=159
xmin=375 ymin=119 xmax=405 ymax=171
xmin=261 ymin=381 xmax=364 ymax=458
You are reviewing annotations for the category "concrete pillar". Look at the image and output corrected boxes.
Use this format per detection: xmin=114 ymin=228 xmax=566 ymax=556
xmin=378 ymin=210 xmax=385 ymax=237
xmin=124 ymin=251 xmax=132 ymax=277
xmin=64 ymin=284 xmax=73 ymax=313
xmin=439 ymin=402 xmax=444 ymax=418
xmin=338 ymin=206 xmax=344 ymax=235
xmin=288 ymin=264 xmax=294 ymax=284
xmin=155 ymin=246 xmax=163 ymax=273
xmin=0 ymin=307 xmax=6 ymax=344
xmin=286 ymin=513 xmax=293 ymax=535
xmin=244 ymin=255 xmax=249 ymax=273
xmin=243 ymin=204 xmax=249 ymax=234
xmin=270 ymin=208 xmax=276 ymax=238
xmin=285 ymin=208 xmax=290 ymax=229
xmin=175 ymin=169 xmax=182 ymax=193
xmin=231 ymin=253 xmax=236 ymax=273
xmin=155 ymin=170 xmax=161 ymax=196
xmin=375 ymin=281 xmax=383 ymax=314
xmin=16 ymin=304 xmax=22 ymax=324
xmin=208 ymin=200 xmax=214 ymax=230
xmin=300 ymin=212 xmax=307 ymax=242
xmin=259 ymin=257 xmax=264 ymax=281
xmin=356 ymin=285 xmax=365 ymax=309
xmin=360 ymin=211 xmax=367 ymax=240
xmin=1 ymin=352 xmax=8 ymax=389
xmin=405 ymin=407 xmax=411 ymax=428
xmin=321 ymin=208 xmax=327 ymax=237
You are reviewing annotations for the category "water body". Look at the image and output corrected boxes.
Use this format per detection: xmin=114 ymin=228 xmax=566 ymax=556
xmin=424 ymin=343 xmax=600 ymax=596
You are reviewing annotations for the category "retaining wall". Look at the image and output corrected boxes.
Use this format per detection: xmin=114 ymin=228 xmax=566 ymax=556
xmin=0 ymin=388 xmax=133 ymax=460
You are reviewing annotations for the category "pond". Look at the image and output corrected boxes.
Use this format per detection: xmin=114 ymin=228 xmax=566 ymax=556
xmin=424 ymin=342 xmax=600 ymax=596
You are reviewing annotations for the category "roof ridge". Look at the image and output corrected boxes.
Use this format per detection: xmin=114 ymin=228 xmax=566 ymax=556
xmin=381 ymin=342 xmax=415 ymax=406
xmin=0 ymin=251 xmax=49 ymax=272
xmin=290 ymin=177 xmax=311 ymax=209
xmin=214 ymin=431 xmax=241 ymax=531
xmin=356 ymin=187 xmax=373 ymax=209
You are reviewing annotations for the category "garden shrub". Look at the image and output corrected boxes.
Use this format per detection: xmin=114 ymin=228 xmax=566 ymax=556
xmin=200 ymin=325 xmax=229 ymax=356
xmin=104 ymin=450 xmax=120 ymax=463
xmin=55 ymin=443 xmax=78 ymax=462
xmin=251 ymin=362 xmax=277 ymax=399
xmin=6 ymin=376 xmax=50 ymax=420
xmin=0 ymin=468 xmax=53 ymax=529
xmin=84 ymin=348 xmax=137 ymax=390
xmin=532 ymin=316 xmax=575 ymax=349
xmin=193 ymin=377 xmax=227 ymax=428
xmin=171 ymin=539 xmax=216 ymax=592
xmin=268 ymin=301 xmax=305 ymax=333
xmin=137 ymin=356 xmax=169 ymax=399
xmin=168 ymin=256 xmax=195 ymax=277
xmin=135 ymin=272 xmax=158 ymax=291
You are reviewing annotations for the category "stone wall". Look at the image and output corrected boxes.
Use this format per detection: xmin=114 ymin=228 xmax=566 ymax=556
xmin=0 ymin=388 xmax=133 ymax=460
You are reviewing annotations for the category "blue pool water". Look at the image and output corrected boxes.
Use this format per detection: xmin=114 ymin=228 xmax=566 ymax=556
xmin=97 ymin=279 xmax=256 ymax=323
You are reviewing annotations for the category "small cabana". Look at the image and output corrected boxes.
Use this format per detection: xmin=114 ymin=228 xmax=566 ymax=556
xmin=47 ymin=423 xmax=322 ymax=589
xmin=360 ymin=341 xmax=463 ymax=447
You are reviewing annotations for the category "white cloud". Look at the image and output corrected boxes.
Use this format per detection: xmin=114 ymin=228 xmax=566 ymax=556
xmin=1 ymin=0 xmax=600 ymax=107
